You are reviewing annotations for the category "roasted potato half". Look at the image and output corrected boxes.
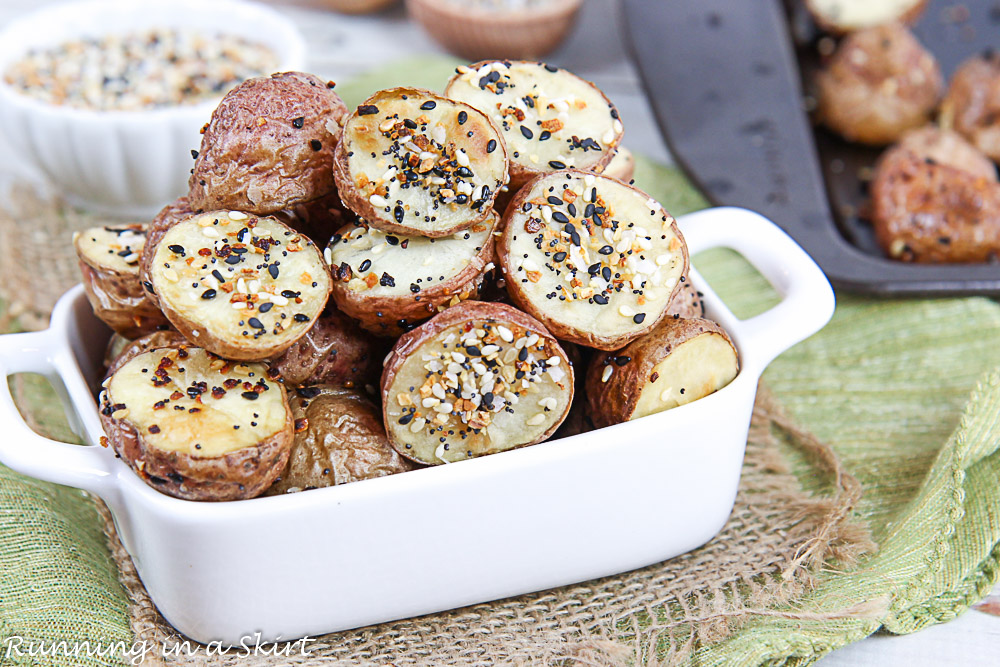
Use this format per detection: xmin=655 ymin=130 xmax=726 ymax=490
xmin=325 ymin=212 xmax=498 ymax=336
xmin=870 ymin=145 xmax=1000 ymax=262
xmin=189 ymin=72 xmax=349 ymax=215
xmin=603 ymin=147 xmax=635 ymax=184
xmin=445 ymin=61 xmax=623 ymax=191
xmin=99 ymin=346 xmax=293 ymax=501
xmin=265 ymin=385 xmax=416 ymax=496
xmin=106 ymin=330 xmax=188 ymax=374
xmin=333 ymin=87 xmax=507 ymax=238
xmin=805 ymin=0 xmax=927 ymax=34
xmin=74 ymin=224 xmax=171 ymax=338
xmin=269 ymin=308 xmax=382 ymax=388
xmin=940 ymin=52 xmax=1000 ymax=163
xmin=498 ymin=170 xmax=688 ymax=351
xmin=586 ymin=317 xmax=739 ymax=428
xmin=666 ymin=278 xmax=705 ymax=320
xmin=896 ymin=126 xmax=997 ymax=181
xmin=149 ymin=211 xmax=332 ymax=361
xmin=139 ymin=197 xmax=199 ymax=307
xmin=815 ymin=23 xmax=942 ymax=146
xmin=382 ymin=301 xmax=573 ymax=465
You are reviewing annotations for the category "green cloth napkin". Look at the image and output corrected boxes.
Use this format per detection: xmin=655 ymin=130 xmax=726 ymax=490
xmin=3 ymin=57 xmax=1000 ymax=666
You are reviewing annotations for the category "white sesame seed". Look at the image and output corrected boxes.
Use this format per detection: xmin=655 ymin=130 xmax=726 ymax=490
xmin=422 ymin=397 xmax=440 ymax=408
xmin=432 ymin=384 xmax=447 ymax=400
xmin=323 ymin=248 xmax=332 ymax=264
xmin=435 ymin=442 xmax=450 ymax=463
xmin=655 ymin=254 xmax=672 ymax=266
xmin=547 ymin=356 xmax=561 ymax=366
xmin=369 ymin=194 xmax=387 ymax=207
xmin=538 ymin=397 xmax=558 ymax=410
xmin=613 ymin=120 xmax=623 ymax=133
xmin=451 ymin=352 xmax=466 ymax=364
xmin=162 ymin=268 xmax=178 ymax=282
xmin=619 ymin=305 xmax=635 ymax=317
xmin=434 ymin=402 xmax=453 ymax=414
xmin=602 ymin=366 xmax=614 ymax=382
xmin=456 ymin=149 xmax=470 ymax=167
xmin=202 ymin=227 xmax=219 ymax=238
xmin=432 ymin=125 xmax=447 ymax=145
xmin=111 ymin=408 xmax=130 ymax=420
xmin=232 ymin=301 xmax=246 ymax=310
xmin=526 ymin=413 xmax=545 ymax=426
xmin=481 ymin=344 xmax=501 ymax=356
xmin=497 ymin=326 xmax=514 ymax=342
xmin=271 ymin=294 xmax=289 ymax=306
xmin=602 ymin=128 xmax=615 ymax=145
xmin=410 ymin=417 xmax=426 ymax=433
xmin=236 ymin=278 xmax=247 ymax=293
xmin=228 ymin=211 xmax=248 ymax=220
xmin=660 ymin=388 xmax=673 ymax=402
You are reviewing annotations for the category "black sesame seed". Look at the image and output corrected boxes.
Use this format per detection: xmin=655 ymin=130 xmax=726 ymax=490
xmin=358 ymin=104 xmax=379 ymax=115
xmin=359 ymin=259 xmax=372 ymax=272
xmin=168 ymin=244 xmax=185 ymax=254
xmin=420 ymin=100 xmax=437 ymax=110
xmin=393 ymin=205 xmax=404 ymax=223
xmin=598 ymin=245 xmax=613 ymax=255
xmin=553 ymin=251 xmax=567 ymax=262
xmin=547 ymin=196 xmax=562 ymax=206
xmin=549 ymin=161 xmax=566 ymax=169
xmin=248 ymin=317 xmax=264 ymax=329
xmin=588 ymin=263 xmax=601 ymax=275
xmin=614 ymin=356 xmax=631 ymax=366
xmin=310 ymin=139 xmax=322 ymax=151
xmin=487 ymin=139 xmax=497 ymax=153
xmin=539 ymin=131 xmax=551 ymax=141
xmin=292 ymin=116 xmax=305 ymax=128
xmin=190 ymin=149 xmax=199 ymax=159
xmin=552 ymin=211 xmax=569 ymax=224
xmin=225 ymin=255 xmax=241 ymax=264
xmin=259 ymin=302 xmax=273 ymax=313
xmin=466 ymin=345 xmax=481 ymax=357
xmin=201 ymin=289 xmax=217 ymax=300
xmin=410 ymin=284 xmax=420 ymax=293
xmin=281 ymin=289 xmax=300 ymax=298
xmin=241 ymin=391 xmax=258 ymax=400
xmin=294 ymin=313 xmax=309 ymax=322
xmin=457 ymin=110 xmax=468 ymax=124
xmin=520 ymin=126 xmax=533 ymax=139
xmin=268 ymin=264 xmax=279 ymax=279
xmin=380 ymin=272 xmax=395 ymax=287
xmin=212 ymin=269 xmax=225 ymax=283
xmin=386 ymin=234 xmax=400 ymax=246
xmin=398 ymin=413 xmax=414 ymax=425
xmin=633 ymin=313 xmax=646 ymax=324
xmin=602 ymin=266 xmax=612 ymax=281
xmin=593 ymin=294 xmax=608 ymax=305
xmin=544 ymin=63 xmax=558 ymax=72
xmin=456 ymin=166 xmax=473 ymax=178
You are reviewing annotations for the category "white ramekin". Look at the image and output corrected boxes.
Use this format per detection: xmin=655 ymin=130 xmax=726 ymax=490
xmin=0 ymin=0 xmax=306 ymax=219
xmin=0 ymin=208 xmax=835 ymax=645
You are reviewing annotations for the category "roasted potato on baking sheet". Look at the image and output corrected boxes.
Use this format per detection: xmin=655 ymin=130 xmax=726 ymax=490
xmin=265 ymin=385 xmax=415 ymax=496
xmin=381 ymin=301 xmax=573 ymax=465
xmin=940 ymin=51 xmax=1000 ymax=164
xmin=325 ymin=212 xmax=498 ymax=336
xmin=333 ymin=87 xmax=507 ymax=238
xmin=498 ymin=170 xmax=688 ymax=351
xmin=815 ymin=23 xmax=941 ymax=146
xmin=148 ymin=211 xmax=332 ymax=361
xmin=445 ymin=61 xmax=623 ymax=191
xmin=189 ymin=72 xmax=349 ymax=215
xmin=586 ymin=317 xmax=739 ymax=429
xmin=99 ymin=346 xmax=293 ymax=501
xmin=74 ymin=224 xmax=171 ymax=338
xmin=896 ymin=126 xmax=997 ymax=181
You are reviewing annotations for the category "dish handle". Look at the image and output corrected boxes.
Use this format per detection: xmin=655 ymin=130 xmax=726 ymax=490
xmin=0 ymin=328 xmax=113 ymax=496
xmin=678 ymin=206 xmax=836 ymax=371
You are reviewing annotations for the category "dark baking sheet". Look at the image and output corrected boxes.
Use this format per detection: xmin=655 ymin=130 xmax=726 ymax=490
xmin=623 ymin=0 xmax=1000 ymax=295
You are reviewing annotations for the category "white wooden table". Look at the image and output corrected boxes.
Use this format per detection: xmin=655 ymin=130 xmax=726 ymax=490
xmin=0 ymin=0 xmax=995 ymax=662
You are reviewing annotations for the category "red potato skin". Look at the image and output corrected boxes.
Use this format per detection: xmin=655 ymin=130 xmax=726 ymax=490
xmin=871 ymin=146 xmax=1000 ymax=262
xmin=445 ymin=61 xmax=622 ymax=194
xmin=585 ymin=317 xmax=737 ymax=429
xmin=940 ymin=52 xmax=1000 ymax=163
xmin=78 ymin=260 xmax=171 ymax=338
xmin=326 ymin=219 xmax=498 ymax=337
xmin=380 ymin=301 xmax=574 ymax=463
xmin=665 ymin=278 xmax=704 ymax=320
xmin=498 ymin=170 xmax=690 ymax=351
xmin=269 ymin=308 xmax=383 ymax=387
xmin=189 ymin=72 xmax=349 ymax=215
xmin=332 ymin=87 xmax=508 ymax=238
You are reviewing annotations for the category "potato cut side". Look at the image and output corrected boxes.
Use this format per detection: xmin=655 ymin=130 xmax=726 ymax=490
xmin=500 ymin=170 xmax=688 ymax=351
xmin=806 ymin=0 xmax=927 ymax=32
xmin=325 ymin=213 xmax=497 ymax=334
xmin=382 ymin=302 xmax=573 ymax=465
xmin=103 ymin=348 xmax=287 ymax=458
xmin=334 ymin=87 xmax=507 ymax=237
xmin=265 ymin=385 xmax=416 ymax=495
xmin=631 ymin=333 xmax=738 ymax=419
xmin=75 ymin=224 xmax=147 ymax=272
xmin=445 ymin=61 xmax=622 ymax=186
xmin=149 ymin=211 xmax=332 ymax=360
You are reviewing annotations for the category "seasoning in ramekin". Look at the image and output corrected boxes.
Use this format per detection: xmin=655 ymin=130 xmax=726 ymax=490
xmin=3 ymin=28 xmax=278 ymax=111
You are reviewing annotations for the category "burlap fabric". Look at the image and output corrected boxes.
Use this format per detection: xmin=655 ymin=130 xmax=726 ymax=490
xmin=3 ymin=57 xmax=1000 ymax=665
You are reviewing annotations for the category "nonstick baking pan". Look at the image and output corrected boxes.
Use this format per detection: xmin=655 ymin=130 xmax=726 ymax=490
xmin=623 ymin=0 xmax=1000 ymax=295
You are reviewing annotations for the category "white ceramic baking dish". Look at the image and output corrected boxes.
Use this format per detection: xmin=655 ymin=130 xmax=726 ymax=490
xmin=0 ymin=207 xmax=834 ymax=646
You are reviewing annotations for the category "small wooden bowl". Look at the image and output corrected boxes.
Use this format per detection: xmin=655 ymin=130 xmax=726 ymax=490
xmin=406 ymin=0 xmax=583 ymax=61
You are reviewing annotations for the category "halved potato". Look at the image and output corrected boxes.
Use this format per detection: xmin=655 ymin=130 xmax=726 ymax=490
xmin=381 ymin=301 xmax=573 ymax=465
xmin=105 ymin=330 xmax=188 ymax=375
xmin=870 ymin=145 xmax=1000 ymax=262
xmin=586 ymin=317 xmax=739 ymax=428
xmin=445 ymin=61 xmax=623 ymax=191
xmin=140 ymin=197 xmax=199 ymax=307
xmin=264 ymin=385 xmax=416 ymax=496
xmin=498 ymin=170 xmax=688 ymax=351
xmin=603 ymin=147 xmax=635 ymax=184
xmin=805 ymin=0 xmax=927 ymax=34
xmin=939 ymin=52 xmax=1000 ymax=163
xmin=815 ymin=23 xmax=942 ymax=146
xmin=324 ymin=212 xmax=498 ymax=336
xmin=269 ymin=307 xmax=382 ymax=388
xmin=333 ymin=87 xmax=508 ymax=237
xmin=99 ymin=346 xmax=293 ymax=501
xmin=666 ymin=277 xmax=705 ymax=320
xmin=149 ymin=211 xmax=332 ymax=361
xmin=74 ymin=224 xmax=171 ymax=337
xmin=896 ymin=126 xmax=997 ymax=181
xmin=189 ymin=72 xmax=349 ymax=215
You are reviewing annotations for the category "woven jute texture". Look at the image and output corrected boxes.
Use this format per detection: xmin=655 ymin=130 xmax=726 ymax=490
xmin=90 ymin=387 xmax=873 ymax=667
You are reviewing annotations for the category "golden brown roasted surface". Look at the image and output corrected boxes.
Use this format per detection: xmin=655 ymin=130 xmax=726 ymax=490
xmin=805 ymin=0 xmax=927 ymax=34
xmin=444 ymin=61 xmax=622 ymax=191
xmin=188 ymin=72 xmax=349 ymax=215
xmin=325 ymin=213 xmax=498 ymax=336
xmin=74 ymin=224 xmax=170 ymax=337
xmin=269 ymin=308 xmax=382 ymax=388
xmin=870 ymin=145 xmax=1000 ymax=262
xmin=815 ymin=23 xmax=942 ymax=146
xmin=149 ymin=211 xmax=332 ymax=361
xmin=940 ymin=52 xmax=1000 ymax=163
xmin=99 ymin=346 xmax=293 ymax=501
xmin=381 ymin=301 xmax=573 ymax=465
xmin=499 ymin=170 xmax=688 ymax=351
xmin=586 ymin=317 xmax=739 ymax=428
xmin=265 ymin=385 xmax=416 ymax=496
xmin=896 ymin=126 xmax=997 ymax=181
xmin=333 ymin=87 xmax=508 ymax=237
